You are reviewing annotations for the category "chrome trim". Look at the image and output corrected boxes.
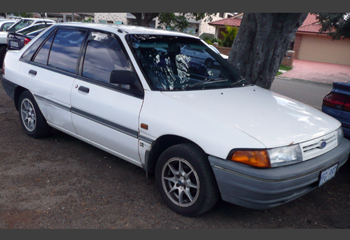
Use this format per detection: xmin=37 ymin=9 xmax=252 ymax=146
xmin=138 ymin=135 xmax=154 ymax=144
xmin=71 ymin=107 xmax=138 ymax=138
xmin=34 ymin=94 xmax=71 ymax=111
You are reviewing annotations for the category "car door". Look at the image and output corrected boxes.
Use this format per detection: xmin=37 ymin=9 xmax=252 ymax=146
xmin=19 ymin=27 xmax=88 ymax=134
xmin=70 ymin=30 xmax=144 ymax=166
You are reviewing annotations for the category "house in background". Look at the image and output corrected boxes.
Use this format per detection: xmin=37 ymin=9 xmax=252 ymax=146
xmin=208 ymin=13 xmax=243 ymax=39
xmin=209 ymin=13 xmax=350 ymax=66
xmin=42 ymin=13 xmax=94 ymax=22
xmin=94 ymin=13 xmax=157 ymax=27
xmin=293 ymin=14 xmax=350 ymax=66
xmin=94 ymin=13 xmax=235 ymax=37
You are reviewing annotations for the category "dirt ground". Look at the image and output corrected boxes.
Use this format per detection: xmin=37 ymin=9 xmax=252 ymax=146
xmin=0 ymin=81 xmax=350 ymax=229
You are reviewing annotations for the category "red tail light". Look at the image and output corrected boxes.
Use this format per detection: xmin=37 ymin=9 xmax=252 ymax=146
xmin=24 ymin=38 xmax=31 ymax=46
xmin=323 ymin=92 xmax=348 ymax=110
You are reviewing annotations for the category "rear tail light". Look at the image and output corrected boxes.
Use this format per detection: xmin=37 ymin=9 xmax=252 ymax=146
xmin=24 ymin=38 xmax=31 ymax=46
xmin=323 ymin=92 xmax=349 ymax=111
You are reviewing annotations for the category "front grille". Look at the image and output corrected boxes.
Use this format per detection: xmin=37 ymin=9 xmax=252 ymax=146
xmin=300 ymin=131 xmax=338 ymax=161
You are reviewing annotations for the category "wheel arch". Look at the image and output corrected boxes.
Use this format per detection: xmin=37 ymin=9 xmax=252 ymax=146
xmin=14 ymin=86 xmax=28 ymax=110
xmin=145 ymin=134 xmax=207 ymax=177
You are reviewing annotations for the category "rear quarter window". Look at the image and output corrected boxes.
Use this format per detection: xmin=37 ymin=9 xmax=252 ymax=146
xmin=21 ymin=27 xmax=56 ymax=61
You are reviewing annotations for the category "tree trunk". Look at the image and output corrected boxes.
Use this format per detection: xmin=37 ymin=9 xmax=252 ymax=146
xmin=130 ymin=13 xmax=159 ymax=27
xmin=228 ymin=13 xmax=307 ymax=89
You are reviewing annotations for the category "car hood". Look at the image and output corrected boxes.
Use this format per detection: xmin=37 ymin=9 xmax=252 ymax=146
xmin=161 ymin=85 xmax=340 ymax=148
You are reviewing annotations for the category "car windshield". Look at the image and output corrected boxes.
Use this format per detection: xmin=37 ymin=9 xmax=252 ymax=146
xmin=8 ymin=19 xmax=34 ymax=32
xmin=125 ymin=34 xmax=246 ymax=91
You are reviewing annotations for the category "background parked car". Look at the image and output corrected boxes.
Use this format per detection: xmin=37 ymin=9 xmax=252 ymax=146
xmin=208 ymin=44 xmax=228 ymax=59
xmin=5 ymin=18 xmax=55 ymax=33
xmin=0 ymin=18 xmax=55 ymax=67
xmin=0 ymin=19 xmax=17 ymax=32
xmin=322 ymin=81 xmax=350 ymax=138
xmin=7 ymin=24 xmax=54 ymax=50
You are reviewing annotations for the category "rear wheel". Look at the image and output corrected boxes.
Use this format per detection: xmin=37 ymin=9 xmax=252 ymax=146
xmin=18 ymin=91 xmax=51 ymax=138
xmin=0 ymin=44 xmax=7 ymax=68
xmin=155 ymin=143 xmax=219 ymax=216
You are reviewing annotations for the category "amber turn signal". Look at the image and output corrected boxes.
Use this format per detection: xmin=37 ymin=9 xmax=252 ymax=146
xmin=230 ymin=150 xmax=271 ymax=168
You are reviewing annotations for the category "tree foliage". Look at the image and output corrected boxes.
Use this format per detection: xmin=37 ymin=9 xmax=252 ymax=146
xmin=220 ymin=25 xmax=238 ymax=47
xmin=228 ymin=13 xmax=307 ymax=89
xmin=315 ymin=13 xmax=350 ymax=40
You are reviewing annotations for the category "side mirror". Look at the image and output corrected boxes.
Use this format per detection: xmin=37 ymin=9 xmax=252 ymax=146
xmin=110 ymin=70 xmax=138 ymax=85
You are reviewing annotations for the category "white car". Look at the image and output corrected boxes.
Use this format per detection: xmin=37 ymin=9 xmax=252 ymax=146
xmin=0 ymin=19 xmax=17 ymax=32
xmin=1 ymin=18 xmax=56 ymax=66
xmin=1 ymin=22 xmax=349 ymax=216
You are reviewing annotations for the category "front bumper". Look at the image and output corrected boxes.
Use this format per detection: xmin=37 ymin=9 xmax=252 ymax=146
xmin=208 ymin=138 xmax=350 ymax=210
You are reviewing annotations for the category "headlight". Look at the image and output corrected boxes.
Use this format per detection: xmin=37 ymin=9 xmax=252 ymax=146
xmin=229 ymin=144 xmax=303 ymax=168
xmin=267 ymin=144 xmax=302 ymax=167
xmin=337 ymin=127 xmax=344 ymax=145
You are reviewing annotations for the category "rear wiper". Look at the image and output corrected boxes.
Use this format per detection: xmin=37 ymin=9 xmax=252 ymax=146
xmin=185 ymin=78 xmax=228 ymax=89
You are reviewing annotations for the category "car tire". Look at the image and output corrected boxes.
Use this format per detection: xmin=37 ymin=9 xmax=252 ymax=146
xmin=18 ymin=90 xmax=51 ymax=138
xmin=205 ymin=58 xmax=214 ymax=68
xmin=155 ymin=143 xmax=219 ymax=216
xmin=0 ymin=44 xmax=7 ymax=68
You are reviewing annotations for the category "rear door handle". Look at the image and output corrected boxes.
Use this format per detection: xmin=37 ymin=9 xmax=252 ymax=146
xmin=29 ymin=70 xmax=37 ymax=76
xmin=78 ymin=86 xmax=90 ymax=93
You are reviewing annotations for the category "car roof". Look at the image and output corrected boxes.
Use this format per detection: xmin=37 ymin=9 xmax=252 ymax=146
xmin=0 ymin=19 xmax=16 ymax=23
xmin=54 ymin=22 xmax=199 ymax=39
xmin=17 ymin=22 xmax=54 ymax=33
xmin=18 ymin=18 xmax=55 ymax=22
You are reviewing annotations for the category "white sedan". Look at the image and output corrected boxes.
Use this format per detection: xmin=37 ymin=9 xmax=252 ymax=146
xmin=1 ymin=22 xmax=349 ymax=216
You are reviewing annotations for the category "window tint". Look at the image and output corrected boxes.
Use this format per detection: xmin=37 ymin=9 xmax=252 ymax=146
xmin=82 ymin=31 xmax=133 ymax=83
xmin=33 ymin=33 xmax=54 ymax=65
xmin=48 ymin=28 xmax=86 ymax=73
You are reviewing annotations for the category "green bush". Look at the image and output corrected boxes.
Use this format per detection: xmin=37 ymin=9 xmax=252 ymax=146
xmin=202 ymin=36 xmax=220 ymax=45
xmin=220 ymin=25 xmax=238 ymax=47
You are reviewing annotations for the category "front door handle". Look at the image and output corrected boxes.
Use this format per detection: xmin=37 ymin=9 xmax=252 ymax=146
xmin=29 ymin=69 xmax=37 ymax=76
xmin=78 ymin=86 xmax=90 ymax=93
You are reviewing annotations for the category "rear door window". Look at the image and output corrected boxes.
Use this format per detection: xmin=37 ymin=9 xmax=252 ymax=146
xmin=48 ymin=28 xmax=87 ymax=74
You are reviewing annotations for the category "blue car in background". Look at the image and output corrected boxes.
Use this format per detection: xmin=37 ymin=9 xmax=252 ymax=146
xmin=322 ymin=82 xmax=350 ymax=138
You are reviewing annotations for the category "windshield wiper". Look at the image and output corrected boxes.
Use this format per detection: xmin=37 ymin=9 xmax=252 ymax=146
xmin=230 ymin=77 xmax=248 ymax=87
xmin=185 ymin=78 xmax=228 ymax=90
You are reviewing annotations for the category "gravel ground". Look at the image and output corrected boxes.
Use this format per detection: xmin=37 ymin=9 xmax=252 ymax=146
xmin=0 ymin=81 xmax=350 ymax=229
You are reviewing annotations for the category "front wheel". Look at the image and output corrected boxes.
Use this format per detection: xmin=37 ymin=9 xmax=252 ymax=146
xmin=155 ymin=143 xmax=219 ymax=216
xmin=18 ymin=91 xmax=51 ymax=138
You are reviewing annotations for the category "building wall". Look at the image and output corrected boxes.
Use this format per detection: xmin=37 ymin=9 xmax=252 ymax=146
xmin=198 ymin=13 xmax=229 ymax=37
xmin=94 ymin=13 xmax=127 ymax=24
xmin=297 ymin=34 xmax=350 ymax=65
